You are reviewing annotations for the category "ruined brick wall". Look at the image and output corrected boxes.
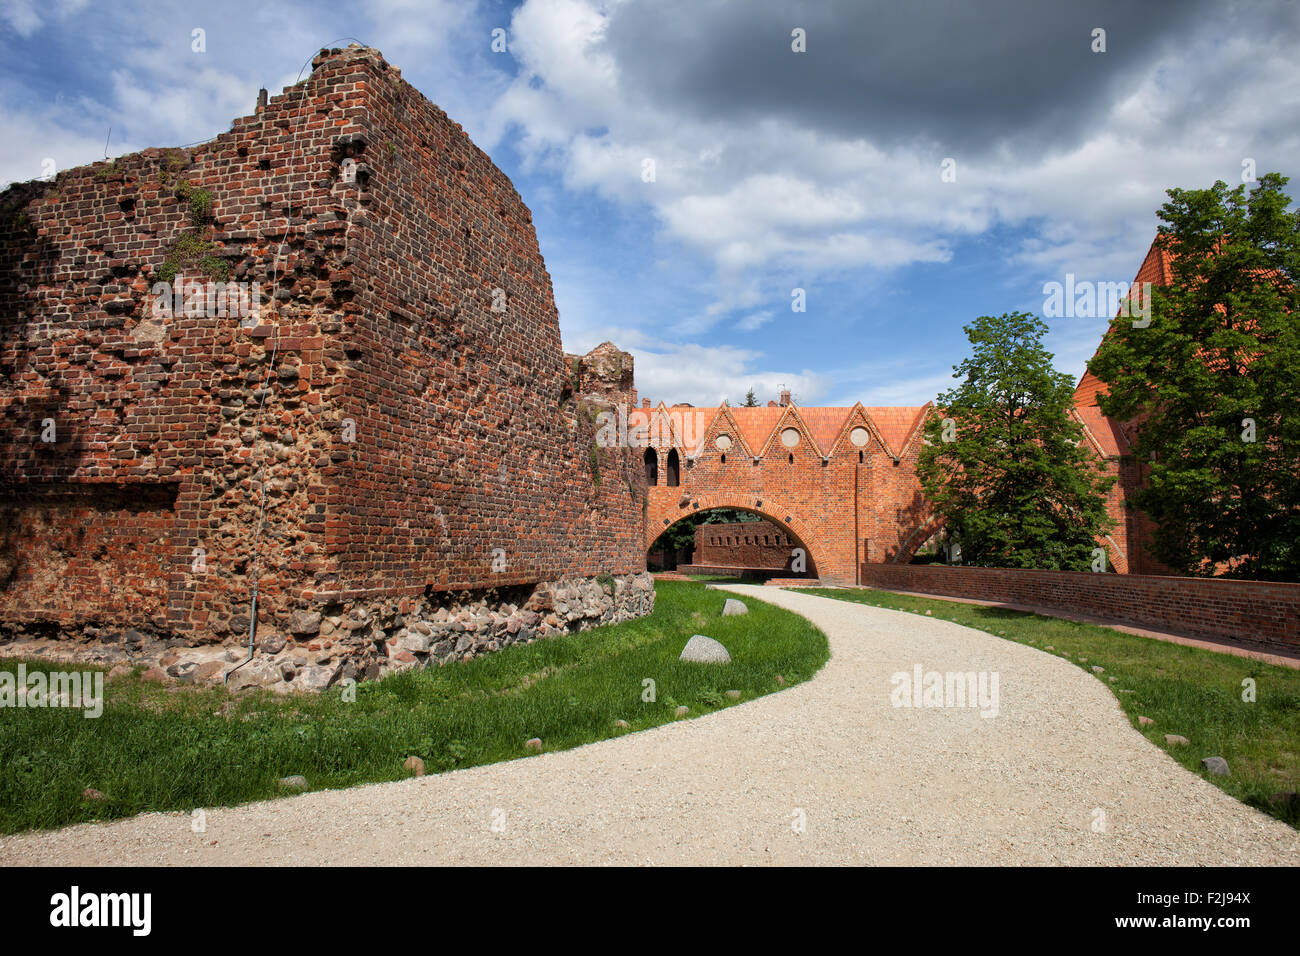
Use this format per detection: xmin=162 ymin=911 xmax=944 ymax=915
xmin=0 ymin=112 xmax=343 ymax=639
xmin=301 ymin=48 xmax=644 ymax=602
xmin=0 ymin=46 xmax=647 ymax=668
xmin=693 ymin=520 xmax=794 ymax=570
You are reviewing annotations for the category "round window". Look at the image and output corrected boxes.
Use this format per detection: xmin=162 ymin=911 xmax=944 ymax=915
xmin=850 ymin=426 xmax=870 ymax=447
xmin=781 ymin=428 xmax=800 ymax=448
xmin=715 ymin=434 xmax=733 ymax=451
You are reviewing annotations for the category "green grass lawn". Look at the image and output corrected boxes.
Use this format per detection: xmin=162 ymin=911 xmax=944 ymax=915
xmin=0 ymin=580 xmax=828 ymax=835
xmin=800 ymin=586 xmax=1300 ymax=829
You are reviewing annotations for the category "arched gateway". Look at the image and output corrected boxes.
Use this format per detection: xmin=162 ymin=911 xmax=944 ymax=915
xmin=633 ymin=398 xmax=936 ymax=585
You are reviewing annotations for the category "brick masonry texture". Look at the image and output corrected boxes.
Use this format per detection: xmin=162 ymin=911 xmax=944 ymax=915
xmin=859 ymin=564 xmax=1300 ymax=652
xmin=637 ymin=396 xmax=1157 ymax=584
xmin=692 ymin=520 xmax=796 ymax=571
xmin=0 ymin=46 xmax=650 ymax=687
xmin=1069 ymin=234 xmax=1185 ymax=577
xmin=639 ymin=402 xmax=935 ymax=585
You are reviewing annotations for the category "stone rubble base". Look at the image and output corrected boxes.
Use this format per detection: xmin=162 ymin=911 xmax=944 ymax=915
xmin=0 ymin=571 xmax=656 ymax=695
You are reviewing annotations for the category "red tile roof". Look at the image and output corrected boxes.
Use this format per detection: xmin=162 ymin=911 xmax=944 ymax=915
xmin=726 ymin=406 xmax=787 ymax=455
xmin=798 ymin=407 xmax=852 ymax=456
xmin=626 ymin=402 xmax=930 ymax=459
xmin=865 ymin=406 xmax=927 ymax=457
xmin=1074 ymin=233 xmax=1288 ymax=407
xmin=1074 ymin=404 xmax=1129 ymax=457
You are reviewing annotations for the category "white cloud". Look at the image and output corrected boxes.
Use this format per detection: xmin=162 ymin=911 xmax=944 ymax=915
xmin=492 ymin=0 xmax=1300 ymax=333
xmin=632 ymin=341 xmax=826 ymax=408
xmin=1 ymin=0 xmax=41 ymax=36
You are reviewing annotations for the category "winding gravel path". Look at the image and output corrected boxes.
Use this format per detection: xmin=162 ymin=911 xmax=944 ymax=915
xmin=3 ymin=585 xmax=1297 ymax=866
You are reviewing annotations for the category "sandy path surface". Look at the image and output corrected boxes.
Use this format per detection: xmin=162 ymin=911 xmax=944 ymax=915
xmin=3 ymin=585 xmax=1297 ymax=866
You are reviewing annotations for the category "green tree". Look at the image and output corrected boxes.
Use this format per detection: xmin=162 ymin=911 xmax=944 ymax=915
xmin=918 ymin=312 xmax=1115 ymax=570
xmin=743 ymin=388 xmax=759 ymax=407
xmin=1088 ymin=173 xmax=1300 ymax=580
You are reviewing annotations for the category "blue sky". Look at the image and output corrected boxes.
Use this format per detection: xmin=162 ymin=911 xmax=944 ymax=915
xmin=4 ymin=0 xmax=1298 ymax=407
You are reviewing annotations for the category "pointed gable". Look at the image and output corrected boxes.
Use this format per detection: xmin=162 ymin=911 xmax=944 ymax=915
xmin=651 ymin=403 xmax=676 ymax=448
xmin=1075 ymin=232 xmax=1172 ymax=408
xmin=700 ymin=403 xmax=755 ymax=458
xmin=654 ymin=404 xmax=715 ymax=456
xmin=760 ymin=404 xmax=820 ymax=460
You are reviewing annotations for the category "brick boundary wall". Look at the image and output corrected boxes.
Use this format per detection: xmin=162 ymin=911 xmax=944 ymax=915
xmin=858 ymin=563 xmax=1300 ymax=652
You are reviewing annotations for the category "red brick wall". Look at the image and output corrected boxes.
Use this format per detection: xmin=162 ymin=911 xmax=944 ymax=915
xmin=639 ymin=397 xmax=1169 ymax=586
xmin=693 ymin=520 xmax=794 ymax=569
xmin=859 ymin=563 xmax=1300 ymax=651
xmin=0 ymin=46 xmax=645 ymax=645
xmin=645 ymin=405 xmax=933 ymax=585
xmin=305 ymin=48 xmax=644 ymax=601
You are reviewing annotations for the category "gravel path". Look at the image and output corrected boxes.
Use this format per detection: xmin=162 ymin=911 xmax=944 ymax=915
xmin=3 ymin=585 xmax=1297 ymax=866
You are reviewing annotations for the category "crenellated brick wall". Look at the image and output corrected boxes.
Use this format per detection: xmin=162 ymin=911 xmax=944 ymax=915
xmin=693 ymin=520 xmax=795 ymax=570
xmin=0 ymin=45 xmax=649 ymax=686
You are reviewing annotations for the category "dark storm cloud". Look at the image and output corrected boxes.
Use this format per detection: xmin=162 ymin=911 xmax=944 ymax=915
xmin=603 ymin=0 xmax=1247 ymax=156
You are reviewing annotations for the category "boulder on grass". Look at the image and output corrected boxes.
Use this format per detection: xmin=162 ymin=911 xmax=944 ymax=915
xmin=722 ymin=599 xmax=748 ymax=616
xmin=679 ymin=635 xmax=731 ymax=664
xmin=1200 ymin=756 xmax=1230 ymax=776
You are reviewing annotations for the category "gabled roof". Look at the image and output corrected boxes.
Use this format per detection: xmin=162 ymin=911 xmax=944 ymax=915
xmin=640 ymin=401 xmax=936 ymax=459
xmin=703 ymin=403 xmax=757 ymax=457
xmin=1074 ymin=232 xmax=1291 ymax=408
xmin=656 ymin=404 xmax=714 ymax=456
xmin=1074 ymin=234 xmax=1173 ymax=408
xmin=762 ymin=404 xmax=821 ymax=458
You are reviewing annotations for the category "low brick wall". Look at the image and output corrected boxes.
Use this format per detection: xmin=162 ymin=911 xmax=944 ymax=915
xmin=858 ymin=564 xmax=1300 ymax=652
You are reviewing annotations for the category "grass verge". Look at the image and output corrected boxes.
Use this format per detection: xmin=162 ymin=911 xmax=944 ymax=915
xmin=0 ymin=580 xmax=827 ymax=835
xmin=799 ymin=586 xmax=1300 ymax=829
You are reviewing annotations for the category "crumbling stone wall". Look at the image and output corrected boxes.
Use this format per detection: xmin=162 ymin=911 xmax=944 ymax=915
xmin=0 ymin=46 xmax=650 ymax=690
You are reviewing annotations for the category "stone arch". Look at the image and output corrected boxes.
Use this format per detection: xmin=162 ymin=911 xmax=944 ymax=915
xmin=1096 ymin=535 xmax=1128 ymax=574
xmin=646 ymin=492 xmax=829 ymax=579
xmin=893 ymin=514 xmax=946 ymax=564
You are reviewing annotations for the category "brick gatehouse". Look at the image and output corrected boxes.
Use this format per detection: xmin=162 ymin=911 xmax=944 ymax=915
xmin=635 ymin=392 xmax=935 ymax=585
